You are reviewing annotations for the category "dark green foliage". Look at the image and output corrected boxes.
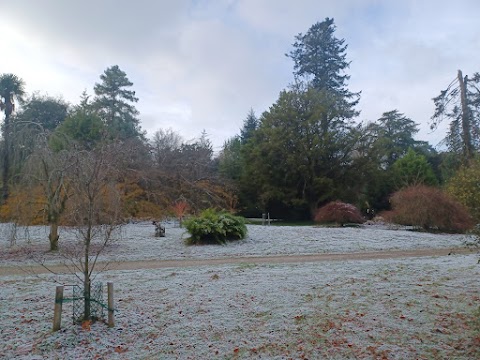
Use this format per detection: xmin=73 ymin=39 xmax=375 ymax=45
xmin=242 ymin=85 xmax=356 ymax=218
xmin=314 ymin=201 xmax=364 ymax=225
xmin=388 ymin=185 xmax=474 ymax=233
xmin=0 ymin=74 xmax=25 ymax=116
xmin=6 ymin=95 xmax=68 ymax=180
xmin=218 ymin=136 xmax=242 ymax=180
xmin=240 ymin=108 xmax=258 ymax=144
xmin=287 ymin=17 xmax=359 ymax=106
xmin=219 ymin=110 xmax=260 ymax=216
xmin=93 ymin=65 xmax=143 ymax=140
xmin=237 ymin=19 xmax=361 ymax=220
xmin=392 ymin=148 xmax=438 ymax=189
xmin=184 ymin=209 xmax=247 ymax=245
xmin=368 ymin=110 xmax=424 ymax=169
xmin=347 ymin=110 xmax=440 ymax=213
xmin=52 ymin=112 xmax=105 ymax=151
xmin=50 ymin=93 xmax=105 ymax=151
xmin=13 ymin=94 xmax=68 ymax=131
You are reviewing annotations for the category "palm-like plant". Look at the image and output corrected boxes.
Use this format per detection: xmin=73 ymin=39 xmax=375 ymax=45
xmin=0 ymin=73 xmax=26 ymax=202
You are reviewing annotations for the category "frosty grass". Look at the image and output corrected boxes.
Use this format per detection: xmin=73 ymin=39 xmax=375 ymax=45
xmin=0 ymin=223 xmax=479 ymax=359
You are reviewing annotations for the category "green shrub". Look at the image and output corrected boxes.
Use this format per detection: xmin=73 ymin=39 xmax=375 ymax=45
xmin=314 ymin=201 xmax=365 ymax=226
xmin=391 ymin=148 xmax=438 ymax=189
xmin=446 ymin=159 xmax=480 ymax=222
xmin=389 ymin=185 xmax=474 ymax=233
xmin=184 ymin=209 xmax=247 ymax=245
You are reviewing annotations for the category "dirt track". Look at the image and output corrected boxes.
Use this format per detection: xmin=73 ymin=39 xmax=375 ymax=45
xmin=0 ymin=247 xmax=474 ymax=277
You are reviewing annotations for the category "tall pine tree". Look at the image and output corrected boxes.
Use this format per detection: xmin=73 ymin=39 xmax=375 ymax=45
xmin=240 ymin=108 xmax=258 ymax=144
xmin=287 ymin=17 xmax=360 ymax=109
xmin=93 ymin=65 xmax=143 ymax=140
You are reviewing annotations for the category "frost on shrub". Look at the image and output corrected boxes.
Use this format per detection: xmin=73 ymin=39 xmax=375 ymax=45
xmin=389 ymin=185 xmax=474 ymax=233
xmin=314 ymin=201 xmax=364 ymax=226
xmin=183 ymin=209 xmax=247 ymax=245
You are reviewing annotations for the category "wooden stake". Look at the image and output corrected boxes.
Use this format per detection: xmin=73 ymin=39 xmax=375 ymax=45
xmin=52 ymin=286 xmax=64 ymax=332
xmin=107 ymin=282 xmax=114 ymax=328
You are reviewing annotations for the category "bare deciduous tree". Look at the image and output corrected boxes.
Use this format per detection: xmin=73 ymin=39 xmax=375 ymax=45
xmin=64 ymin=142 xmax=124 ymax=321
xmin=24 ymin=132 xmax=74 ymax=251
xmin=28 ymin=140 xmax=126 ymax=323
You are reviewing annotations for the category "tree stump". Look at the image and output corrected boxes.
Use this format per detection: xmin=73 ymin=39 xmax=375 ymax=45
xmin=153 ymin=221 xmax=165 ymax=237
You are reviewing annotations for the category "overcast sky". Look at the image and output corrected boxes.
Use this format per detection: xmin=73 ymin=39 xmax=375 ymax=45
xmin=2 ymin=0 xmax=479 ymax=150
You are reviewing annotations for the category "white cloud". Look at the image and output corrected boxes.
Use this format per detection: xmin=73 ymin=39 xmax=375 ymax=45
xmin=1 ymin=0 xmax=479 ymax=148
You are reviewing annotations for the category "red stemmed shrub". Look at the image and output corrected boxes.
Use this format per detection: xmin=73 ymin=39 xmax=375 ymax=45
xmin=388 ymin=185 xmax=474 ymax=233
xmin=171 ymin=200 xmax=189 ymax=227
xmin=314 ymin=201 xmax=364 ymax=225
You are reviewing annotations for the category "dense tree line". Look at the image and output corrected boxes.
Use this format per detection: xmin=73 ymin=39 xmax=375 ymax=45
xmin=0 ymin=65 xmax=232 ymax=238
xmin=1 ymin=17 xmax=480 ymax=233
xmin=218 ymin=18 xmax=480 ymax=221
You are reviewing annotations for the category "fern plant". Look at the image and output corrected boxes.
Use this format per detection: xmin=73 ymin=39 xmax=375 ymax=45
xmin=184 ymin=209 xmax=247 ymax=245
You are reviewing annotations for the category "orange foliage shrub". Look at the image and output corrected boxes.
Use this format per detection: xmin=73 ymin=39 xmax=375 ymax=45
xmin=195 ymin=179 xmax=238 ymax=212
xmin=314 ymin=201 xmax=364 ymax=225
xmin=389 ymin=185 xmax=474 ymax=233
xmin=0 ymin=186 xmax=45 ymax=225
xmin=172 ymin=200 xmax=189 ymax=218
xmin=117 ymin=180 xmax=164 ymax=220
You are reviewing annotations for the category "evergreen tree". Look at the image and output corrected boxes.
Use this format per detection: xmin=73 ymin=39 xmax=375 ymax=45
xmin=218 ymin=136 xmax=242 ymax=180
xmin=93 ymin=65 xmax=143 ymax=140
xmin=240 ymin=108 xmax=258 ymax=144
xmin=243 ymin=86 xmax=355 ymax=218
xmin=287 ymin=17 xmax=360 ymax=108
xmin=14 ymin=94 xmax=68 ymax=131
xmin=392 ymin=148 xmax=438 ymax=189
xmin=9 ymin=94 xmax=69 ymax=178
xmin=51 ymin=92 xmax=105 ymax=151
xmin=352 ymin=111 xmax=437 ymax=211
xmin=240 ymin=19 xmax=361 ymax=219
xmin=369 ymin=110 xmax=421 ymax=168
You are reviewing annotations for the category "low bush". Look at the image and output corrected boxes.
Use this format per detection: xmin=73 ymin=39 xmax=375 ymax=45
xmin=184 ymin=209 xmax=247 ymax=245
xmin=389 ymin=185 xmax=474 ymax=233
xmin=314 ymin=201 xmax=364 ymax=226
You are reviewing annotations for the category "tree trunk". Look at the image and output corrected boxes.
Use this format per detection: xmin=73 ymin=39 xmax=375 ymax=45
xmin=49 ymin=223 xmax=60 ymax=251
xmin=83 ymin=277 xmax=91 ymax=321
xmin=49 ymin=222 xmax=60 ymax=251
xmin=83 ymin=221 xmax=92 ymax=321
xmin=458 ymin=70 xmax=473 ymax=163
xmin=2 ymin=108 xmax=11 ymax=203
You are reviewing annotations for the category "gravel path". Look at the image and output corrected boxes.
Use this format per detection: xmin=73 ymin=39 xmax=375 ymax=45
xmin=0 ymin=246 xmax=472 ymax=276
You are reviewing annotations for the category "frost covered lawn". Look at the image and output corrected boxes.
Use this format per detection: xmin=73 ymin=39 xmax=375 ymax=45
xmin=0 ymin=224 xmax=479 ymax=359
xmin=0 ymin=223 xmax=472 ymax=266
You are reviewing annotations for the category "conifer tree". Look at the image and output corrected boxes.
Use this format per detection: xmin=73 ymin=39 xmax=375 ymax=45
xmin=287 ymin=17 xmax=360 ymax=109
xmin=93 ymin=65 xmax=143 ymax=140
xmin=240 ymin=108 xmax=258 ymax=144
